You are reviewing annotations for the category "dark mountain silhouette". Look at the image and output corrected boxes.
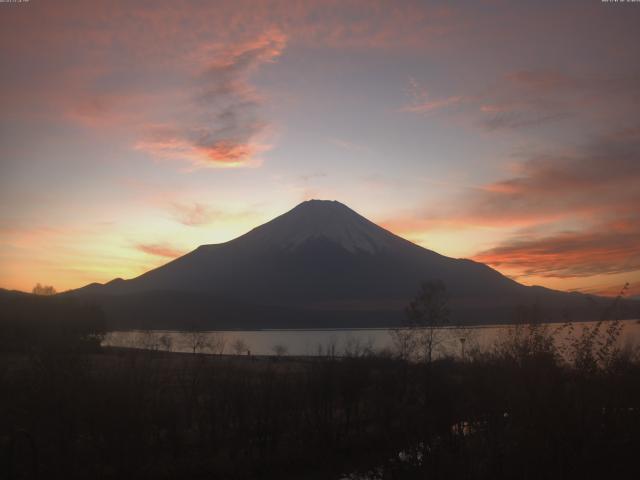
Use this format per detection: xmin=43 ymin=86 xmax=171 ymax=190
xmin=69 ymin=200 xmax=634 ymax=329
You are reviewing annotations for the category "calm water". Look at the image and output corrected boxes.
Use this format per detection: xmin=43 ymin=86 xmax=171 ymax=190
xmin=103 ymin=319 xmax=640 ymax=358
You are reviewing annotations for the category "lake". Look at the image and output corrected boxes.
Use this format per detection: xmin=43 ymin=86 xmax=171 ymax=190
xmin=103 ymin=319 xmax=640 ymax=358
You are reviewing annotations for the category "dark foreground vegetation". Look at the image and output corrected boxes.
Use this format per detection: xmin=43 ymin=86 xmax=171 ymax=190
xmin=0 ymin=289 xmax=105 ymax=354
xmin=1 ymin=288 xmax=640 ymax=479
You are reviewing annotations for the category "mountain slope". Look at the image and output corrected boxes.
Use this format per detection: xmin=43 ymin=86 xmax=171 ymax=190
xmin=70 ymin=200 xmax=630 ymax=329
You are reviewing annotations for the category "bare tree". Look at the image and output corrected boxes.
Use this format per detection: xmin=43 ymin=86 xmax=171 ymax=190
xmin=32 ymin=283 xmax=57 ymax=295
xmin=405 ymin=280 xmax=450 ymax=363
xmin=181 ymin=330 xmax=211 ymax=355
xmin=316 ymin=336 xmax=338 ymax=358
xmin=272 ymin=344 xmax=288 ymax=357
xmin=389 ymin=328 xmax=418 ymax=361
xmin=159 ymin=334 xmax=173 ymax=352
xmin=343 ymin=335 xmax=374 ymax=358
xmin=566 ymin=283 xmax=629 ymax=373
xmin=232 ymin=338 xmax=248 ymax=355
xmin=209 ymin=332 xmax=227 ymax=355
xmin=138 ymin=330 xmax=160 ymax=351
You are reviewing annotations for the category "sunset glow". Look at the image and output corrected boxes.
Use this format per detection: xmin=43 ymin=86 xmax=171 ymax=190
xmin=1 ymin=0 xmax=639 ymax=296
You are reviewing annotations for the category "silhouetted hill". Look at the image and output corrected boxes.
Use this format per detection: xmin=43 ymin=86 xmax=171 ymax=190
xmin=0 ymin=289 xmax=105 ymax=351
xmin=68 ymin=200 xmax=638 ymax=329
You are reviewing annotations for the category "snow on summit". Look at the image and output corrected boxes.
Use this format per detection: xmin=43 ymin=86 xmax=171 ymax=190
xmin=242 ymin=200 xmax=402 ymax=254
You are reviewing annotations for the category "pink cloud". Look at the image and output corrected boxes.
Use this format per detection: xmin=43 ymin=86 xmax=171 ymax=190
xmin=388 ymin=131 xmax=640 ymax=284
xmin=0 ymin=4 xmax=288 ymax=169
xmin=473 ymin=220 xmax=640 ymax=279
xmin=136 ymin=243 xmax=185 ymax=259
xmin=108 ymin=28 xmax=285 ymax=168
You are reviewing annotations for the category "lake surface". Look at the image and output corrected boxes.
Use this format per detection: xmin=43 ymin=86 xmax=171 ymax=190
xmin=103 ymin=319 xmax=640 ymax=358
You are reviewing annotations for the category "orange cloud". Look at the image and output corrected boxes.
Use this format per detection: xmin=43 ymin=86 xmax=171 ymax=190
xmin=384 ymin=131 xmax=640 ymax=285
xmin=136 ymin=243 xmax=185 ymax=259
xmin=0 ymin=0 xmax=467 ymax=171
xmin=115 ymin=28 xmax=285 ymax=168
xmin=0 ymin=223 xmax=160 ymax=292
xmin=0 ymin=4 xmax=287 ymax=169
xmin=473 ymin=224 xmax=640 ymax=279
xmin=573 ymin=282 xmax=640 ymax=299
xmin=473 ymin=180 xmax=638 ymax=278
xmin=134 ymin=133 xmax=267 ymax=169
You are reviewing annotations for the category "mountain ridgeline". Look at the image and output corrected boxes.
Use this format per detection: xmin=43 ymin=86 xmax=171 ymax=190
xmin=70 ymin=200 xmax=628 ymax=329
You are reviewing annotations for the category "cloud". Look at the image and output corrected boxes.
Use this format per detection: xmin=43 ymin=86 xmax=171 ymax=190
xmin=474 ymin=70 xmax=581 ymax=131
xmin=404 ymin=68 xmax=640 ymax=131
xmin=473 ymin=220 xmax=640 ymax=279
xmin=571 ymin=281 xmax=640 ymax=299
xmin=459 ymin=134 xmax=640 ymax=226
xmin=505 ymin=70 xmax=577 ymax=92
xmin=463 ymin=133 xmax=640 ymax=280
xmin=408 ymin=68 xmax=640 ymax=259
xmin=328 ymin=138 xmax=369 ymax=152
xmin=401 ymin=71 xmax=571 ymax=127
xmin=0 ymin=3 xmax=287 ymax=169
xmin=169 ymin=203 xmax=223 ymax=227
xmin=0 ymin=0 xmax=464 ymax=171
xmin=298 ymin=172 xmax=327 ymax=182
xmin=132 ymin=29 xmax=286 ymax=168
xmin=461 ymin=134 xmax=640 ymax=278
xmin=136 ymin=243 xmax=185 ymax=259
xmin=402 ymin=77 xmax=463 ymax=113
xmin=134 ymin=125 xmax=270 ymax=169
xmin=480 ymin=111 xmax=571 ymax=131
xmin=167 ymin=202 xmax=256 ymax=227
xmin=385 ymin=130 xmax=640 ymax=282
xmin=153 ymin=30 xmax=283 ymax=167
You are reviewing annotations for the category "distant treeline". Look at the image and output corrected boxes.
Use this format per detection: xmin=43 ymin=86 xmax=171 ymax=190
xmin=0 ymin=290 xmax=105 ymax=353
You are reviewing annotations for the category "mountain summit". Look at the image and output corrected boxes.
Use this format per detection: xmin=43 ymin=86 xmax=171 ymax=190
xmin=73 ymin=200 xmax=607 ymax=329
xmin=237 ymin=200 xmax=402 ymax=254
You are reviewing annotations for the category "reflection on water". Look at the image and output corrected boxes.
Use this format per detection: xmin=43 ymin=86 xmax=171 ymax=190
xmin=102 ymin=319 xmax=640 ymax=357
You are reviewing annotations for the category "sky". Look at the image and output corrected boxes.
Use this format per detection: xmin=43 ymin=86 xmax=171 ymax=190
xmin=1 ymin=0 xmax=639 ymax=297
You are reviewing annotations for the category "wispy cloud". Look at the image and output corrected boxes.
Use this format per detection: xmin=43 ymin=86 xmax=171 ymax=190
xmin=396 ymin=64 xmax=640 ymax=282
xmin=0 ymin=1 xmax=464 ymax=171
xmin=328 ymin=137 xmax=369 ymax=152
xmin=460 ymin=134 xmax=640 ymax=225
xmin=134 ymin=29 xmax=286 ymax=168
xmin=169 ymin=203 xmax=224 ymax=227
xmin=473 ymin=221 xmax=640 ymax=279
xmin=403 ymin=69 xmax=640 ymax=131
xmin=389 ymin=130 xmax=640 ymax=281
xmin=298 ymin=172 xmax=327 ymax=183
xmin=401 ymin=77 xmax=463 ymax=113
xmin=1 ymin=5 xmax=287 ymax=169
xmin=569 ymin=281 xmax=640 ymax=298
xmin=135 ymin=243 xmax=185 ymax=259
xmin=464 ymin=133 xmax=640 ymax=279
xmin=167 ymin=202 xmax=256 ymax=227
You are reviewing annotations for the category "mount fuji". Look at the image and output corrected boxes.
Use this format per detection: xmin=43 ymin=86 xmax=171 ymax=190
xmin=71 ymin=200 xmax=624 ymax=329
